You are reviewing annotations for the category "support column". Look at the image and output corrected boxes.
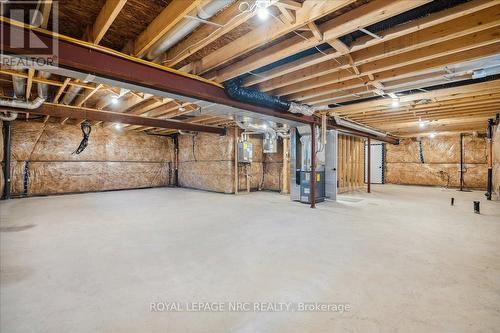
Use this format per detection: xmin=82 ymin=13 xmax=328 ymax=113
xmin=281 ymin=137 xmax=290 ymax=194
xmin=310 ymin=124 xmax=316 ymax=209
xmin=234 ymin=127 xmax=239 ymax=194
xmin=2 ymin=121 xmax=11 ymax=200
xmin=367 ymin=137 xmax=371 ymax=193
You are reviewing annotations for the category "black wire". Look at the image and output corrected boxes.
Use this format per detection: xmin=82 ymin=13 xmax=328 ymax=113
xmin=192 ymin=135 xmax=197 ymax=162
xmin=73 ymin=121 xmax=91 ymax=155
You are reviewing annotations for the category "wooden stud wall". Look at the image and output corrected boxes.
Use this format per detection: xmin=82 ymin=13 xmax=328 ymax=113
xmin=338 ymin=134 xmax=365 ymax=193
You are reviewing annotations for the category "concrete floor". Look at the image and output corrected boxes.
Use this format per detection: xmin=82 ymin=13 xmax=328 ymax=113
xmin=1 ymin=185 xmax=499 ymax=333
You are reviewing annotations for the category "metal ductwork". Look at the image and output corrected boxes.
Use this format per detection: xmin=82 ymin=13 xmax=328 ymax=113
xmin=12 ymin=76 xmax=25 ymax=99
xmin=0 ymin=111 xmax=18 ymax=121
xmin=62 ymin=85 xmax=83 ymax=105
xmin=0 ymin=96 xmax=45 ymax=121
xmin=146 ymin=0 xmax=232 ymax=61
xmin=37 ymin=71 xmax=51 ymax=99
xmin=333 ymin=116 xmax=387 ymax=137
xmin=0 ymin=96 xmax=45 ymax=109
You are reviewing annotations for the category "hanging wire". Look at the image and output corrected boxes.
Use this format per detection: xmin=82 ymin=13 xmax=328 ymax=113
xmin=73 ymin=121 xmax=92 ymax=155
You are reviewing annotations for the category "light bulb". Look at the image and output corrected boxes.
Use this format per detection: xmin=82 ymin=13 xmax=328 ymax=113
xmin=111 ymin=96 xmax=119 ymax=105
xmin=429 ymin=132 xmax=437 ymax=139
xmin=391 ymin=98 xmax=400 ymax=108
xmin=257 ymin=7 xmax=269 ymax=20
xmin=113 ymin=123 xmax=123 ymax=130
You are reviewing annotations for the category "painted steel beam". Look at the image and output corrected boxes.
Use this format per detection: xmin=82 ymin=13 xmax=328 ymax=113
xmin=0 ymin=19 xmax=398 ymax=144
xmin=0 ymin=103 xmax=226 ymax=135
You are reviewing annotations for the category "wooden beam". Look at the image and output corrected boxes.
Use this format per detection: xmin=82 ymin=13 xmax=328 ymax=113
xmin=307 ymin=22 xmax=323 ymax=41
xmin=133 ymin=0 xmax=201 ymax=57
xmin=208 ymin=0 xmax=430 ymax=82
xmin=327 ymin=80 xmax=500 ymax=115
xmin=241 ymin=0 xmax=499 ymax=88
xmin=74 ymin=84 xmax=103 ymax=107
xmin=164 ymin=0 xmax=257 ymax=67
xmin=53 ymin=78 xmax=71 ymax=104
xmin=25 ymin=68 xmax=35 ymax=99
xmin=185 ymin=0 xmax=356 ymax=76
xmin=91 ymin=0 xmax=127 ymax=44
xmin=2 ymin=103 xmax=226 ymax=134
xmin=287 ymin=42 xmax=500 ymax=102
xmin=272 ymin=28 xmax=500 ymax=98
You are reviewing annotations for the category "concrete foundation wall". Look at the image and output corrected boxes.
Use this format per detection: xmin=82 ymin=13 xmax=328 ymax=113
xmin=8 ymin=121 xmax=174 ymax=196
xmin=386 ymin=136 xmax=488 ymax=189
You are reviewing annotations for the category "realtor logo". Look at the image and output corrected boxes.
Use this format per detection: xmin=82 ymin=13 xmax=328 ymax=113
xmin=0 ymin=1 xmax=58 ymax=67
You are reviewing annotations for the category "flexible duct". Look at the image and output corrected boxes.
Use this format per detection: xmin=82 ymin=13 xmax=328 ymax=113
xmin=225 ymin=80 xmax=322 ymax=116
xmin=146 ymin=0 xmax=232 ymax=61
xmin=12 ymin=76 xmax=26 ymax=99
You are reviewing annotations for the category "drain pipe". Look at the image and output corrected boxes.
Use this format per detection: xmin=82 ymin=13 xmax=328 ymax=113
xmin=2 ymin=121 xmax=11 ymax=200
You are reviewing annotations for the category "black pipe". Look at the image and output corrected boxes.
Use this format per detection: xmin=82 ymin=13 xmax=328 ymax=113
xmin=486 ymin=119 xmax=494 ymax=200
xmin=2 ymin=121 xmax=11 ymax=200
xmin=224 ymin=79 xmax=291 ymax=111
xmin=173 ymin=134 xmax=179 ymax=187
xmin=474 ymin=201 xmax=480 ymax=214
xmin=459 ymin=133 xmax=464 ymax=191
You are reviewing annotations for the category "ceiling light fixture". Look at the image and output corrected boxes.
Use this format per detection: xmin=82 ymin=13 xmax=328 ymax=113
xmin=113 ymin=123 xmax=123 ymax=130
xmin=391 ymin=98 xmax=400 ymax=108
xmin=429 ymin=132 xmax=437 ymax=139
xmin=256 ymin=0 xmax=271 ymax=20
xmin=111 ymin=96 xmax=119 ymax=105
xmin=178 ymin=106 xmax=186 ymax=112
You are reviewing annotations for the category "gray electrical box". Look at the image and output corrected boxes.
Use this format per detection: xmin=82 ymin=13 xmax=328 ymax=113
xmin=238 ymin=141 xmax=253 ymax=163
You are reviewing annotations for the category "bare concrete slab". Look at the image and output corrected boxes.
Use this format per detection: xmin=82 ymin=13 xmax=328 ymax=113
xmin=1 ymin=185 xmax=499 ymax=332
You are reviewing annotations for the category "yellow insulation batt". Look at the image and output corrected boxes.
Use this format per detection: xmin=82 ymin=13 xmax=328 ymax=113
xmin=9 ymin=121 xmax=174 ymax=196
xmin=386 ymin=136 xmax=488 ymax=189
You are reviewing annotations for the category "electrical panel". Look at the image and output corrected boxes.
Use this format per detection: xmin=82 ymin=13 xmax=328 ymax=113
xmin=238 ymin=141 xmax=253 ymax=163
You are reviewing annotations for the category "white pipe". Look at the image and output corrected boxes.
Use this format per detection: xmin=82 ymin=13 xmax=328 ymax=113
xmin=333 ymin=116 xmax=387 ymax=137
xmin=146 ymin=0 xmax=232 ymax=61
xmin=0 ymin=97 xmax=45 ymax=109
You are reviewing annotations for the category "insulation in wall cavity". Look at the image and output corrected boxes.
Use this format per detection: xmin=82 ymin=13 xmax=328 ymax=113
xmin=8 ymin=120 xmax=174 ymax=196
xmin=386 ymin=135 xmax=488 ymax=189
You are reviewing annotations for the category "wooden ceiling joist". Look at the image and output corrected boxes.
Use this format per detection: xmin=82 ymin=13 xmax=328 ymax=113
xmin=241 ymin=0 xmax=499 ymax=88
xmin=164 ymin=0 xmax=257 ymax=67
xmin=133 ymin=0 xmax=202 ymax=58
xmin=184 ymin=0 xmax=357 ymax=76
xmin=207 ymin=0 xmax=431 ymax=82
xmin=90 ymin=0 xmax=128 ymax=44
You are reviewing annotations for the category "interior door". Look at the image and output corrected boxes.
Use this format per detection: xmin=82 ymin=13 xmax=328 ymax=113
xmin=365 ymin=143 xmax=384 ymax=184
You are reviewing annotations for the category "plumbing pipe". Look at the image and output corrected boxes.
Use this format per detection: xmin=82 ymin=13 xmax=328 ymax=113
xmin=2 ymin=121 xmax=11 ymax=200
xmin=146 ymin=0 xmax=232 ymax=61
xmin=367 ymin=137 xmax=371 ymax=194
